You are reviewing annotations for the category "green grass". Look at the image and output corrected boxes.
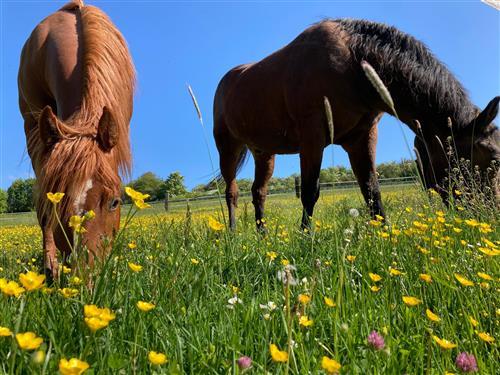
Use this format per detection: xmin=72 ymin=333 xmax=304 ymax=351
xmin=0 ymin=185 xmax=498 ymax=374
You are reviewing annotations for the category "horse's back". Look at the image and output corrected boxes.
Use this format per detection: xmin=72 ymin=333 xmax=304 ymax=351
xmin=19 ymin=4 xmax=83 ymax=121
xmin=214 ymin=19 xmax=366 ymax=152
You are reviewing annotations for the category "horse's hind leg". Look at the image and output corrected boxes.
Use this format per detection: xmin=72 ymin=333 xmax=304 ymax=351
xmin=215 ymin=127 xmax=245 ymax=230
xmin=251 ymin=151 xmax=275 ymax=230
xmin=343 ymin=113 xmax=385 ymax=219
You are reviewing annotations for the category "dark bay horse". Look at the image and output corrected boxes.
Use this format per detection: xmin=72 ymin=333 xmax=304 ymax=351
xmin=214 ymin=19 xmax=499 ymax=230
xmin=18 ymin=0 xmax=135 ymax=279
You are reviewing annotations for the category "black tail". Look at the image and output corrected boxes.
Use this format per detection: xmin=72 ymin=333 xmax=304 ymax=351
xmin=209 ymin=146 xmax=249 ymax=188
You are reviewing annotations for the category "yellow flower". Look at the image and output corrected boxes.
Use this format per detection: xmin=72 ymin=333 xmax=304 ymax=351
xmin=1 ymin=280 xmax=25 ymax=297
xmin=417 ymin=246 xmax=430 ymax=255
xmin=47 ymin=192 xmax=65 ymax=204
xmin=70 ymin=276 xmax=82 ymax=286
xmin=324 ymin=296 xmax=336 ymax=307
xmin=59 ymin=288 xmax=79 ymax=298
xmin=389 ymin=267 xmax=403 ymax=276
xmin=84 ymin=318 xmax=109 ymax=332
xmin=190 ymin=258 xmax=200 ymax=265
xmin=128 ymin=241 xmax=137 ymax=249
xmin=477 ymin=272 xmax=493 ymax=281
xmin=369 ymin=273 xmax=382 ymax=282
xmin=281 ymin=259 xmax=289 ymax=266
xmin=266 ymin=251 xmax=277 ymax=261
xmin=208 ymin=216 xmax=224 ymax=231
xmin=464 ymin=219 xmax=479 ymax=227
xmin=84 ymin=305 xmax=101 ymax=318
xmin=432 ymin=335 xmax=457 ymax=349
xmin=369 ymin=219 xmax=382 ymax=227
xmin=125 ymin=187 xmax=151 ymax=210
xmin=454 ymin=273 xmax=474 ymax=287
xmin=298 ymin=294 xmax=311 ymax=305
xmin=62 ymin=266 xmax=71 ymax=274
xmin=59 ymin=358 xmax=90 ymax=375
xmin=478 ymin=247 xmax=499 ymax=256
xmin=125 ymin=187 xmax=150 ymax=202
xmin=468 ymin=316 xmax=479 ymax=327
xmin=426 ymin=309 xmax=441 ymax=322
xmin=83 ymin=305 xmax=116 ymax=325
xmin=419 ymin=273 xmax=432 ymax=283
xmin=19 ymin=271 xmax=45 ymax=291
xmin=480 ymin=282 xmax=490 ymax=290
xmin=370 ymin=285 xmax=381 ymax=292
xmin=134 ymin=200 xmax=151 ymax=210
xmin=269 ymin=344 xmax=288 ymax=362
xmin=128 ymin=262 xmax=143 ymax=272
xmin=321 ymin=356 xmax=341 ymax=374
xmin=402 ymin=296 xmax=422 ymax=307
xmin=299 ymin=315 xmax=313 ymax=327
xmin=346 ymin=255 xmax=356 ymax=263
xmin=69 ymin=215 xmax=86 ymax=233
xmin=148 ymin=351 xmax=167 ymax=365
xmin=137 ymin=301 xmax=155 ymax=312
xmin=477 ymin=331 xmax=495 ymax=343
xmin=16 ymin=332 xmax=43 ymax=351
xmin=0 ymin=326 xmax=12 ymax=337
xmin=84 ymin=210 xmax=95 ymax=220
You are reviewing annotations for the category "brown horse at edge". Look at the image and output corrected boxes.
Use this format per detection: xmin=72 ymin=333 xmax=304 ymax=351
xmin=18 ymin=1 xmax=135 ymax=280
xmin=214 ymin=19 xmax=500 ymax=230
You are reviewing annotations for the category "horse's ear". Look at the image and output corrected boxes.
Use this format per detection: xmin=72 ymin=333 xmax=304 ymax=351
xmin=38 ymin=106 xmax=61 ymax=146
xmin=474 ymin=96 xmax=500 ymax=130
xmin=97 ymin=107 xmax=118 ymax=152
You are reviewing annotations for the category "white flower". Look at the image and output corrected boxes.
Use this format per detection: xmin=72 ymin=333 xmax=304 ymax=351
xmin=263 ymin=313 xmax=271 ymax=320
xmin=259 ymin=301 xmax=277 ymax=311
xmin=228 ymin=296 xmax=242 ymax=305
xmin=349 ymin=208 xmax=360 ymax=217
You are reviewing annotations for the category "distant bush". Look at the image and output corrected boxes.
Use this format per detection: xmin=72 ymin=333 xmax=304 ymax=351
xmin=7 ymin=178 xmax=36 ymax=213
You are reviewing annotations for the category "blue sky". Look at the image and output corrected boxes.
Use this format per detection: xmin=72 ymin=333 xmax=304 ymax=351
xmin=1 ymin=1 xmax=498 ymax=190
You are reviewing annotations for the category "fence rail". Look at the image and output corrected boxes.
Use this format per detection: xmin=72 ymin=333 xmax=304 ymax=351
xmin=162 ymin=176 xmax=419 ymax=207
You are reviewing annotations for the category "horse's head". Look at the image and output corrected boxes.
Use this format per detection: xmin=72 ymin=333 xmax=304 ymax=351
xmin=415 ymin=96 xmax=500 ymax=203
xmin=37 ymin=105 xmax=123 ymax=262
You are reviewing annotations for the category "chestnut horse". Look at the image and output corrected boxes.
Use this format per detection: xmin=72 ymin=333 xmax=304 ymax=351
xmin=214 ymin=19 xmax=499 ymax=230
xmin=18 ymin=1 xmax=135 ymax=279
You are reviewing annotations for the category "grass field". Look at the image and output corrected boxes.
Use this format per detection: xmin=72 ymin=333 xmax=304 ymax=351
xmin=0 ymin=184 xmax=498 ymax=374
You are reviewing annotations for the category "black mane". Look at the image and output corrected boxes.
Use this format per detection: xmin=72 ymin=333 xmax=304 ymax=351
xmin=334 ymin=18 xmax=477 ymax=127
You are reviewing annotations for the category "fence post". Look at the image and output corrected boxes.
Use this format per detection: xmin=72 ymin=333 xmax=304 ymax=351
xmin=164 ymin=192 xmax=169 ymax=212
xmin=294 ymin=177 xmax=300 ymax=198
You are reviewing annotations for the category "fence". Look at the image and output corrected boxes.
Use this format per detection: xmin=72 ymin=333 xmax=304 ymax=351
xmin=0 ymin=176 xmax=420 ymax=223
xmin=162 ymin=176 xmax=420 ymax=210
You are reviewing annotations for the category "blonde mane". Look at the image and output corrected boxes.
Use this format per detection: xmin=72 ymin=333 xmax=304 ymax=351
xmin=30 ymin=1 xmax=135 ymax=224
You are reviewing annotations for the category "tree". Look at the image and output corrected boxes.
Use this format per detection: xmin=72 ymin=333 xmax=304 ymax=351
xmin=160 ymin=172 xmax=187 ymax=198
xmin=0 ymin=189 xmax=7 ymax=213
xmin=129 ymin=172 xmax=163 ymax=201
xmin=7 ymin=178 xmax=36 ymax=213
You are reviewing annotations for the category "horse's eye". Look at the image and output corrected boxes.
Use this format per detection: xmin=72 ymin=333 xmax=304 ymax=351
xmin=109 ymin=197 xmax=121 ymax=211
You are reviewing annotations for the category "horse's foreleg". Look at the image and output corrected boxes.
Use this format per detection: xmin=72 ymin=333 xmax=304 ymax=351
xmin=251 ymin=152 xmax=275 ymax=230
xmin=215 ymin=128 xmax=244 ymax=230
xmin=42 ymin=226 xmax=59 ymax=283
xmin=299 ymin=144 xmax=324 ymax=230
xmin=344 ymin=117 xmax=385 ymax=219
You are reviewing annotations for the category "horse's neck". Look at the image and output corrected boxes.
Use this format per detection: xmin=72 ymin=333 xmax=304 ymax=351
xmin=392 ymin=94 xmax=473 ymax=138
